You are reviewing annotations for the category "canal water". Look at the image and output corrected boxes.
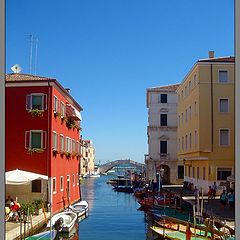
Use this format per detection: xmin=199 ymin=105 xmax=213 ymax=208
xmin=58 ymin=174 xmax=154 ymax=240
xmin=78 ymin=175 xmax=151 ymax=240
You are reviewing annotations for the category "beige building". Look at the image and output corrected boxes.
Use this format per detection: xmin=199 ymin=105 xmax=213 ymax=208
xmin=80 ymin=140 xmax=95 ymax=177
xmin=146 ymin=84 xmax=183 ymax=184
xmin=176 ymin=52 xmax=234 ymax=193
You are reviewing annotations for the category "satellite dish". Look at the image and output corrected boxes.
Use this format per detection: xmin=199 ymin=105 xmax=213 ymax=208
xmin=11 ymin=64 xmax=22 ymax=73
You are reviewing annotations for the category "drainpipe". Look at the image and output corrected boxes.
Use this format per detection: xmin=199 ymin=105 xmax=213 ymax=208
xmin=210 ymin=64 xmax=213 ymax=151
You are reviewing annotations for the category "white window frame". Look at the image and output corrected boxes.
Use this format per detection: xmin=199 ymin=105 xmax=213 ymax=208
xmin=52 ymin=131 xmax=58 ymax=150
xmin=60 ymin=176 xmax=64 ymax=192
xmin=52 ymin=177 xmax=57 ymax=194
xmin=219 ymin=98 xmax=229 ymax=113
xmin=76 ymin=173 xmax=79 ymax=185
xmin=61 ymin=101 xmax=65 ymax=117
xmin=27 ymin=93 xmax=45 ymax=110
xmin=53 ymin=96 xmax=59 ymax=113
xmin=30 ymin=130 xmax=44 ymax=149
xmin=219 ymin=128 xmax=230 ymax=146
xmin=72 ymin=174 xmax=75 ymax=187
xmin=60 ymin=134 xmax=64 ymax=152
xmin=66 ymin=137 xmax=71 ymax=153
xmin=218 ymin=69 xmax=229 ymax=83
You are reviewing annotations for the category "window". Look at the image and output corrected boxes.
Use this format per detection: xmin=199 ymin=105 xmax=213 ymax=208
xmin=189 ymin=106 xmax=192 ymax=120
xmin=178 ymin=166 xmax=184 ymax=179
xmin=194 ymin=130 xmax=197 ymax=147
xmin=67 ymin=175 xmax=70 ymax=197
xmin=53 ymin=96 xmax=59 ymax=113
xmin=160 ymin=114 xmax=167 ymax=126
xmin=185 ymin=135 xmax=188 ymax=150
xmin=182 ymin=137 xmax=184 ymax=150
xmin=25 ymin=130 xmax=46 ymax=149
xmin=178 ymin=95 xmax=180 ymax=103
xmin=61 ymin=101 xmax=66 ymax=116
xmin=52 ymin=132 xmax=58 ymax=150
xmin=194 ymin=74 xmax=197 ymax=86
xmin=26 ymin=94 xmax=46 ymax=110
xmin=219 ymin=99 xmax=229 ymax=113
xmin=178 ymin=138 xmax=180 ymax=151
xmin=219 ymin=70 xmax=228 ymax=83
xmin=217 ymin=168 xmax=231 ymax=180
xmin=181 ymin=90 xmax=183 ymax=100
xmin=52 ymin=178 xmax=56 ymax=194
xmin=185 ymin=86 xmax=187 ymax=96
xmin=76 ymin=173 xmax=79 ymax=185
xmin=188 ymin=166 xmax=191 ymax=177
xmin=181 ymin=113 xmax=183 ymax=124
xmin=66 ymin=137 xmax=71 ymax=152
xmin=72 ymin=174 xmax=75 ymax=187
xmin=203 ymin=167 xmax=206 ymax=180
xmin=192 ymin=167 xmax=195 ymax=178
xmin=185 ymin=109 xmax=187 ymax=122
xmin=60 ymin=135 xmax=65 ymax=152
xmin=160 ymin=94 xmax=167 ymax=103
xmin=189 ymin=133 xmax=192 ymax=149
xmin=178 ymin=115 xmax=180 ymax=126
xmin=189 ymin=81 xmax=192 ymax=92
xmin=220 ymin=129 xmax=229 ymax=146
xmin=32 ymin=180 xmax=41 ymax=193
xmin=60 ymin=176 xmax=64 ymax=191
xmin=160 ymin=141 xmax=167 ymax=154
xmin=185 ymin=166 xmax=187 ymax=177
xmin=194 ymin=101 xmax=197 ymax=115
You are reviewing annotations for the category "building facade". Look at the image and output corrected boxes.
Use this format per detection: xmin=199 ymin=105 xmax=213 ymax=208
xmin=6 ymin=73 xmax=83 ymax=213
xmin=145 ymin=84 xmax=183 ymax=184
xmin=80 ymin=140 xmax=95 ymax=177
xmin=176 ymin=53 xmax=235 ymax=193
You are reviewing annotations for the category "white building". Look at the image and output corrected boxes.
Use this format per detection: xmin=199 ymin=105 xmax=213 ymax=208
xmin=145 ymin=84 xmax=183 ymax=184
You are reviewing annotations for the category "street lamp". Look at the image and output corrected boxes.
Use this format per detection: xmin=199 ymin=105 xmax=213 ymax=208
xmin=156 ymin=166 xmax=164 ymax=193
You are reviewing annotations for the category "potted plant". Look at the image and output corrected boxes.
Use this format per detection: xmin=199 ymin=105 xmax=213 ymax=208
xmin=32 ymin=199 xmax=44 ymax=215
xmin=20 ymin=202 xmax=35 ymax=215
xmin=28 ymin=109 xmax=44 ymax=117
xmin=54 ymin=111 xmax=61 ymax=119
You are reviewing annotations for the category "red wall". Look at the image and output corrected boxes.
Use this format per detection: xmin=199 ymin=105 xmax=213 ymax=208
xmin=6 ymin=84 xmax=82 ymax=213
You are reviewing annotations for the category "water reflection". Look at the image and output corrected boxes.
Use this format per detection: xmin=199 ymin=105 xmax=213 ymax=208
xmin=57 ymin=175 xmax=155 ymax=240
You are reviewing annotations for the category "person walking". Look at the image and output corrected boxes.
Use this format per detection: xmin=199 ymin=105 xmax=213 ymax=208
xmin=220 ymin=189 xmax=228 ymax=209
xmin=228 ymin=190 xmax=235 ymax=207
xmin=212 ymin=182 xmax=217 ymax=199
xmin=207 ymin=186 xmax=213 ymax=201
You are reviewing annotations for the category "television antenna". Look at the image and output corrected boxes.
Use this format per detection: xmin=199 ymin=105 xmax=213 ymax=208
xmin=11 ymin=64 xmax=22 ymax=73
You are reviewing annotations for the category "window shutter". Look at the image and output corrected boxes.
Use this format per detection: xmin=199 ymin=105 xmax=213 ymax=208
xmin=56 ymin=133 xmax=58 ymax=150
xmin=25 ymin=131 xmax=30 ymax=149
xmin=44 ymin=94 xmax=48 ymax=110
xmin=42 ymin=131 xmax=47 ymax=149
xmin=26 ymin=95 xmax=31 ymax=110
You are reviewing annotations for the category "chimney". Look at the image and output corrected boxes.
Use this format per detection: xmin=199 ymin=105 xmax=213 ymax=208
xmin=65 ymin=88 xmax=70 ymax=93
xmin=208 ymin=51 xmax=215 ymax=59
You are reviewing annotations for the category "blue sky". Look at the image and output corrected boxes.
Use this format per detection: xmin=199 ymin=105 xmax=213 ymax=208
xmin=6 ymin=0 xmax=234 ymax=163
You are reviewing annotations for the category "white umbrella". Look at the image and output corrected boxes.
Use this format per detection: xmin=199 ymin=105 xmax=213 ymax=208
xmin=6 ymin=169 xmax=48 ymax=185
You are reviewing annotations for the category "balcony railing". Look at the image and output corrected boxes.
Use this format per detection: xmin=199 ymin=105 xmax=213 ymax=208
xmin=159 ymin=153 xmax=170 ymax=159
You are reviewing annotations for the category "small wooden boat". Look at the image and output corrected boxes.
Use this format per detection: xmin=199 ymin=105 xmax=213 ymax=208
xmin=69 ymin=200 xmax=89 ymax=219
xmin=25 ymin=230 xmax=57 ymax=240
xmin=47 ymin=211 xmax=77 ymax=233
xmin=113 ymin=185 xmax=134 ymax=193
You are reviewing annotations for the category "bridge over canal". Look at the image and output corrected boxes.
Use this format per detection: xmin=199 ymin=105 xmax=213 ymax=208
xmin=99 ymin=159 xmax=146 ymax=173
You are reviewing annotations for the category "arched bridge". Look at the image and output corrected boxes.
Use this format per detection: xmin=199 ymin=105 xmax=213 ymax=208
xmin=99 ymin=159 xmax=146 ymax=173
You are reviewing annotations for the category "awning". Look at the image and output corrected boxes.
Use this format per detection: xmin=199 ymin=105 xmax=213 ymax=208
xmin=66 ymin=104 xmax=82 ymax=121
xmin=6 ymin=169 xmax=48 ymax=185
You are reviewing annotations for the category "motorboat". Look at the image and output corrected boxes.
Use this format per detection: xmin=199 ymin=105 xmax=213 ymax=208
xmin=47 ymin=211 xmax=77 ymax=233
xmin=68 ymin=200 xmax=89 ymax=220
xmin=25 ymin=230 xmax=57 ymax=240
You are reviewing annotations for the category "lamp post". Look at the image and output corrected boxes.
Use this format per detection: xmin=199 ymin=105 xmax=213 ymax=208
xmin=156 ymin=166 xmax=164 ymax=193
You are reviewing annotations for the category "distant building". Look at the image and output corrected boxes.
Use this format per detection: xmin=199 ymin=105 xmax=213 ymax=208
xmin=80 ymin=140 xmax=95 ymax=176
xmin=145 ymin=84 xmax=182 ymax=184
xmin=6 ymin=73 xmax=83 ymax=213
xmin=176 ymin=52 xmax=235 ymax=193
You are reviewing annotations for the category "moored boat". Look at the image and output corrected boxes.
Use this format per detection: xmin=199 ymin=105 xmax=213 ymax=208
xmin=113 ymin=185 xmax=134 ymax=193
xmin=47 ymin=211 xmax=77 ymax=233
xmin=68 ymin=200 xmax=89 ymax=219
xmin=25 ymin=230 xmax=57 ymax=240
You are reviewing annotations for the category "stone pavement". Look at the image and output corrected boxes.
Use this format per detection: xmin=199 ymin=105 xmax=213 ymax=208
xmin=6 ymin=212 xmax=50 ymax=240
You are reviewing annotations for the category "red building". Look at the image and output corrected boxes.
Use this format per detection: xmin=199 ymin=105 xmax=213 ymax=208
xmin=6 ymin=73 xmax=83 ymax=213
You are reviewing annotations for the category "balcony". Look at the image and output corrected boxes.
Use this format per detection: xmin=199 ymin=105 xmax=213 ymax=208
xmin=159 ymin=153 xmax=170 ymax=160
xmin=66 ymin=104 xmax=81 ymax=121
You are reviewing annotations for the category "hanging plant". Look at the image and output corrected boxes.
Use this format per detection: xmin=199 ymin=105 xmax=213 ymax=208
xmin=52 ymin=149 xmax=59 ymax=156
xmin=54 ymin=111 xmax=61 ymax=119
xmin=27 ymin=148 xmax=44 ymax=154
xmin=65 ymin=152 xmax=71 ymax=159
xmin=28 ymin=109 xmax=44 ymax=117
xmin=61 ymin=116 xmax=67 ymax=123
xmin=66 ymin=117 xmax=75 ymax=129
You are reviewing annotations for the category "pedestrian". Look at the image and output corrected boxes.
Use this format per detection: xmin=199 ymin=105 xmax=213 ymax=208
xmin=228 ymin=190 xmax=234 ymax=207
xmin=220 ymin=189 xmax=228 ymax=209
xmin=212 ymin=182 xmax=217 ymax=199
xmin=207 ymin=186 xmax=213 ymax=201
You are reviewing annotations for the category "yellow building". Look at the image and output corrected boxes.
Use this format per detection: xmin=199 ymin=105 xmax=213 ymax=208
xmin=176 ymin=52 xmax=234 ymax=193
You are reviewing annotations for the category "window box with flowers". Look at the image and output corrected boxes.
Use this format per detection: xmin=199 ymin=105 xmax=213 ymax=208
xmin=27 ymin=148 xmax=44 ymax=155
xmin=54 ymin=111 xmax=61 ymax=119
xmin=66 ymin=117 xmax=75 ymax=129
xmin=52 ymin=149 xmax=59 ymax=157
xmin=25 ymin=131 xmax=46 ymax=154
xmin=28 ymin=109 xmax=44 ymax=117
xmin=65 ymin=152 xmax=71 ymax=159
